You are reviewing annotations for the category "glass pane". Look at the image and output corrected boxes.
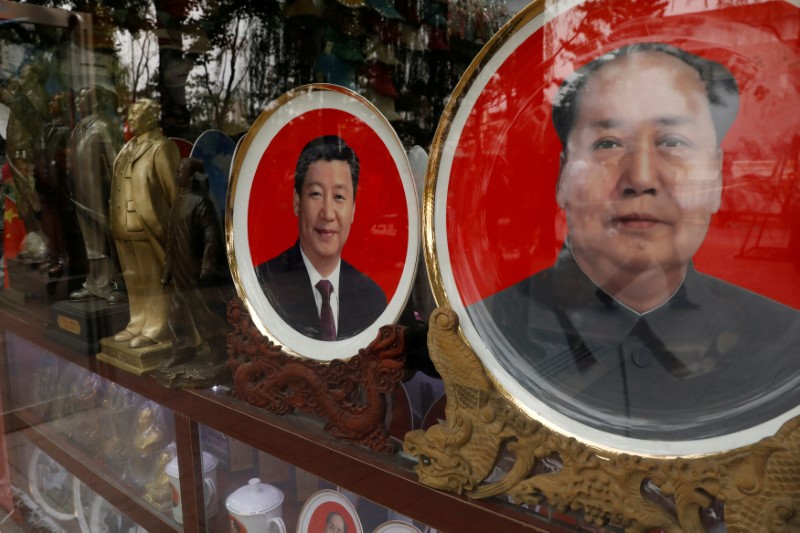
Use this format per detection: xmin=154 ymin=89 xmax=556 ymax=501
xmin=4 ymin=333 xmax=179 ymax=530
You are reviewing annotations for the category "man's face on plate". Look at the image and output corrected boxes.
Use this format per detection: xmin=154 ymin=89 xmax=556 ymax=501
xmin=558 ymin=51 xmax=723 ymax=281
xmin=294 ymin=159 xmax=356 ymax=275
xmin=325 ymin=513 xmax=345 ymax=533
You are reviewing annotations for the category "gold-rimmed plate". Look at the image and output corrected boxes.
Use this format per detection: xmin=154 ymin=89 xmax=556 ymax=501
xmin=227 ymin=84 xmax=419 ymax=361
xmin=424 ymin=0 xmax=800 ymax=456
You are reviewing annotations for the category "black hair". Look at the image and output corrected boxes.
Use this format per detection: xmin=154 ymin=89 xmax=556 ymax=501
xmin=552 ymin=42 xmax=739 ymax=150
xmin=294 ymin=135 xmax=359 ymax=198
xmin=178 ymin=157 xmax=207 ymax=190
xmin=182 ymin=157 xmax=205 ymax=175
xmin=92 ymin=85 xmax=119 ymax=118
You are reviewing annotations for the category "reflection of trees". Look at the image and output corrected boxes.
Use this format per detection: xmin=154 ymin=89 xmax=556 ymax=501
xmin=8 ymin=0 xmax=507 ymax=147
xmin=545 ymin=0 xmax=671 ymax=77
xmin=115 ymin=5 xmax=158 ymax=103
xmin=23 ymin=0 xmax=794 ymax=155
xmin=187 ymin=3 xmax=274 ymax=134
xmin=12 ymin=0 xmax=318 ymax=136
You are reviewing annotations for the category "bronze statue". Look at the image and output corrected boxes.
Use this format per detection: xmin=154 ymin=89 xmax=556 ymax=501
xmin=3 ymin=62 xmax=48 ymax=161
xmin=34 ymin=92 xmax=73 ymax=277
xmin=110 ymin=99 xmax=179 ymax=348
xmin=68 ymin=86 xmax=124 ymax=301
xmin=155 ymin=158 xmax=232 ymax=386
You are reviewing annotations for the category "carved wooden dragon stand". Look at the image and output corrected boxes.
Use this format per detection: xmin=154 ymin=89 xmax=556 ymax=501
xmin=404 ymin=307 xmax=800 ymax=532
xmin=227 ymin=298 xmax=407 ymax=454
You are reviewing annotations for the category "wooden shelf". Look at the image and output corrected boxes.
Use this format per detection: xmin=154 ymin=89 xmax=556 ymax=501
xmin=11 ymin=408 xmax=178 ymax=532
xmin=0 ymin=304 xmax=567 ymax=532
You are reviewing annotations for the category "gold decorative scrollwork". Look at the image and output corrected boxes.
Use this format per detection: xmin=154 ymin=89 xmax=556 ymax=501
xmin=404 ymin=307 xmax=800 ymax=532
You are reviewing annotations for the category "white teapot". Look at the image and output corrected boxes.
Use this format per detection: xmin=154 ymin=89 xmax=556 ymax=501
xmin=226 ymin=478 xmax=286 ymax=533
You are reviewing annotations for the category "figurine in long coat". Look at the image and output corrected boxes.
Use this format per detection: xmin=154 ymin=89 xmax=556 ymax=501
xmin=110 ymin=99 xmax=179 ymax=348
xmin=161 ymin=158 xmax=230 ymax=365
xmin=69 ymin=86 xmax=122 ymax=300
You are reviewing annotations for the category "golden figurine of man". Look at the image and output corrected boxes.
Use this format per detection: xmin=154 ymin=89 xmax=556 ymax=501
xmin=110 ymin=99 xmax=179 ymax=348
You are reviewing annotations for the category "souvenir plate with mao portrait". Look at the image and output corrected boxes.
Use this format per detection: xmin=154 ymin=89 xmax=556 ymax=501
xmin=425 ymin=0 xmax=800 ymax=456
xmin=297 ymin=489 xmax=363 ymax=533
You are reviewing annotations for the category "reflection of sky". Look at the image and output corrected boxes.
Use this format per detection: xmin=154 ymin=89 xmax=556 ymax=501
xmin=0 ymin=103 xmax=8 ymax=139
xmin=507 ymin=0 xmax=529 ymax=15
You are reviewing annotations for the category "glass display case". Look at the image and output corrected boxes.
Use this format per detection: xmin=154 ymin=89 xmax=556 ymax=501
xmin=0 ymin=322 xmax=583 ymax=532
xmin=0 ymin=0 xmax=797 ymax=531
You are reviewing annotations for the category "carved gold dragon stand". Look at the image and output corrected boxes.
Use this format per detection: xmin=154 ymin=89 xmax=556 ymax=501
xmin=404 ymin=307 xmax=800 ymax=532
xmin=226 ymin=298 xmax=407 ymax=454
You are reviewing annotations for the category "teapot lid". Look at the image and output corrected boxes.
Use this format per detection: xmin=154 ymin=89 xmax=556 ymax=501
xmin=165 ymin=451 xmax=218 ymax=477
xmin=226 ymin=478 xmax=284 ymax=515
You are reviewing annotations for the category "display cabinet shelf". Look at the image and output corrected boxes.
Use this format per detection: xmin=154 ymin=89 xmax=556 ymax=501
xmin=12 ymin=409 xmax=178 ymax=533
xmin=0 ymin=305 xmax=568 ymax=533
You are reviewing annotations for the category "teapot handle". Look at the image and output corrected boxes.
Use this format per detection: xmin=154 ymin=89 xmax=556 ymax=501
xmin=267 ymin=516 xmax=286 ymax=533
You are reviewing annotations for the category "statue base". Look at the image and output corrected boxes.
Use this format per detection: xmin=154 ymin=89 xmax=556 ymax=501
xmin=97 ymin=338 xmax=171 ymax=375
xmin=2 ymin=258 xmax=69 ymax=321
xmin=151 ymin=349 xmax=230 ymax=389
xmin=45 ymin=299 xmax=129 ymax=354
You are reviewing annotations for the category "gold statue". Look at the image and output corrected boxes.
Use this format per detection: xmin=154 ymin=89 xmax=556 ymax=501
xmin=100 ymin=382 xmax=141 ymax=468
xmin=127 ymin=401 xmax=169 ymax=486
xmin=143 ymin=448 xmax=175 ymax=512
xmin=110 ymin=99 xmax=179 ymax=348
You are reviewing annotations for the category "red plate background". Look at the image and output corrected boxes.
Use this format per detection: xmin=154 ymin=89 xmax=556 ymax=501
xmin=247 ymin=108 xmax=408 ymax=301
xmin=445 ymin=0 xmax=800 ymax=309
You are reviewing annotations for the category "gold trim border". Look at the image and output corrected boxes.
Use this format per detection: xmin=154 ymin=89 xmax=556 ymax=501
xmin=404 ymin=307 xmax=800 ymax=532
xmin=423 ymin=2 xmax=544 ymax=314
xmin=420 ymin=0 xmax=627 ymax=455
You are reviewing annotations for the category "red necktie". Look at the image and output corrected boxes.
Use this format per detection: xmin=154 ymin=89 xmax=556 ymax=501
xmin=316 ymin=280 xmax=336 ymax=341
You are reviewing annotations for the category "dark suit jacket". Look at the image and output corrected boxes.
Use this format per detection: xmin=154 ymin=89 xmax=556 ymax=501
xmin=256 ymin=244 xmax=387 ymax=341
xmin=469 ymin=246 xmax=800 ymax=441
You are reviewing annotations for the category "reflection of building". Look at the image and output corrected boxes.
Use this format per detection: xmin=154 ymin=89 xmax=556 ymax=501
xmin=725 ymin=160 xmax=791 ymax=216
xmin=725 ymin=159 xmax=797 ymax=258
